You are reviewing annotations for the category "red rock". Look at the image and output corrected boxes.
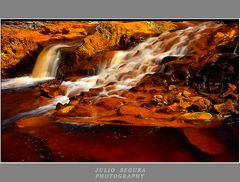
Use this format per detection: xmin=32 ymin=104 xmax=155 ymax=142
xmin=1 ymin=21 xmax=95 ymax=78
xmin=118 ymin=105 xmax=153 ymax=118
xmin=57 ymin=105 xmax=75 ymax=115
xmin=183 ymin=128 xmax=225 ymax=155
xmin=214 ymin=99 xmax=237 ymax=114
xmin=59 ymin=85 xmax=68 ymax=95
xmin=72 ymin=105 xmax=94 ymax=117
xmin=81 ymin=87 xmax=103 ymax=97
xmin=180 ymin=112 xmax=213 ymax=120
xmin=16 ymin=116 xmax=52 ymax=128
xmin=168 ymin=95 xmax=211 ymax=112
xmin=95 ymin=97 xmax=124 ymax=110
xmin=39 ymin=96 xmax=49 ymax=101
xmin=220 ymin=83 xmax=238 ymax=99
xmin=68 ymin=99 xmax=79 ymax=106
xmin=164 ymin=23 xmax=238 ymax=81
xmin=39 ymin=82 xmax=62 ymax=98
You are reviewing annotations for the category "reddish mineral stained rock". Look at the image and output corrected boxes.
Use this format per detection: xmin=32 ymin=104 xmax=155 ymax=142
xmin=57 ymin=105 xmax=75 ymax=115
xmin=62 ymin=21 xmax=178 ymax=75
xmin=16 ymin=116 xmax=53 ymax=128
xmin=164 ymin=23 xmax=238 ymax=81
xmin=167 ymin=96 xmax=211 ymax=112
xmin=183 ymin=128 xmax=226 ymax=155
xmin=1 ymin=21 xmax=96 ymax=78
xmin=180 ymin=112 xmax=213 ymax=121
xmin=1 ymin=21 xmax=239 ymax=163
xmin=117 ymin=105 xmax=153 ymax=118
xmin=151 ymin=87 xmax=212 ymax=113
xmin=39 ymin=82 xmax=63 ymax=98
xmin=95 ymin=97 xmax=125 ymax=110
xmin=214 ymin=99 xmax=238 ymax=115
xmin=220 ymin=83 xmax=238 ymax=99
xmin=71 ymin=104 xmax=95 ymax=117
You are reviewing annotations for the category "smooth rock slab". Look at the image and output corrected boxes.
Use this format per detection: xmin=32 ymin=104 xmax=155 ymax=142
xmin=180 ymin=112 xmax=213 ymax=121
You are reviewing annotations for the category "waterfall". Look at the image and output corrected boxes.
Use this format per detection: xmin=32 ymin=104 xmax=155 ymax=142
xmin=2 ymin=21 xmax=225 ymax=126
xmin=2 ymin=44 xmax=69 ymax=90
xmin=62 ymin=22 xmax=223 ymax=97
xmin=32 ymin=44 xmax=69 ymax=78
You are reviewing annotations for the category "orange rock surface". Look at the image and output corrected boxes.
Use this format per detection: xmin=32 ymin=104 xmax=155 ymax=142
xmin=1 ymin=21 xmax=96 ymax=77
xmin=1 ymin=21 xmax=239 ymax=162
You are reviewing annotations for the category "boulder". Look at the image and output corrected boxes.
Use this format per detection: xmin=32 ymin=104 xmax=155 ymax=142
xmin=16 ymin=116 xmax=52 ymax=128
xmin=180 ymin=112 xmax=213 ymax=120
xmin=214 ymin=99 xmax=238 ymax=115
xmin=95 ymin=97 xmax=124 ymax=110
xmin=71 ymin=105 xmax=93 ymax=117
xmin=118 ymin=105 xmax=153 ymax=118
xmin=57 ymin=105 xmax=75 ymax=115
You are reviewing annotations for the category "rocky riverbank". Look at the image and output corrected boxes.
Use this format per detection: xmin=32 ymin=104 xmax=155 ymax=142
xmin=1 ymin=21 xmax=177 ymax=78
xmin=1 ymin=20 xmax=239 ymax=162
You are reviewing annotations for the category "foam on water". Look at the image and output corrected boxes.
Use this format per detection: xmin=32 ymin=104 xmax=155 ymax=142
xmin=1 ymin=76 xmax=54 ymax=90
xmin=2 ymin=44 xmax=70 ymax=90
xmin=62 ymin=22 xmax=223 ymax=97
xmin=2 ymin=95 xmax=69 ymax=128
xmin=2 ymin=22 xmax=224 ymax=127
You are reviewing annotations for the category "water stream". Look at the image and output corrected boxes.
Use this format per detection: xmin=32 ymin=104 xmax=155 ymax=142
xmin=1 ymin=21 xmax=238 ymax=162
xmin=1 ymin=22 xmax=225 ymax=126
xmin=62 ymin=22 xmax=222 ymax=97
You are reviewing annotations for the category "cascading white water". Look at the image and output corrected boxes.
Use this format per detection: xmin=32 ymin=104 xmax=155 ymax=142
xmin=32 ymin=44 xmax=69 ymax=78
xmin=62 ymin=22 xmax=223 ymax=97
xmin=2 ymin=22 xmax=225 ymax=126
xmin=2 ymin=44 xmax=70 ymax=125
xmin=1 ymin=76 xmax=53 ymax=90
xmin=2 ymin=44 xmax=69 ymax=90
xmin=1 ymin=95 xmax=70 ymax=129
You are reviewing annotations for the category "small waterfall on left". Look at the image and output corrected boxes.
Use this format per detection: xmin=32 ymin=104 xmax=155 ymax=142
xmin=32 ymin=44 xmax=69 ymax=78
xmin=2 ymin=44 xmax=70 ymax=127
xmin=2 ymin=44 xmax=69 ymax=90
xmin=1 ymin=21 xmax=226 ymax=128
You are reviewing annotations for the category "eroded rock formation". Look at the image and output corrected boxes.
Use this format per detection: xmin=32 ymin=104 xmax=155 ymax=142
xmin=1 ymin=20 xmax=239 ymax=162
